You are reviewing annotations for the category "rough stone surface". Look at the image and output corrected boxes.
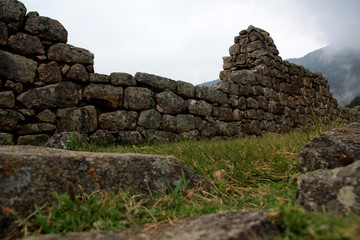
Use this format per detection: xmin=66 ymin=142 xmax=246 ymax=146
xmin=0 ymin=0 xmax=26 ymax=31
xmin=0 ymin=91 xmax=15 ymax=108
xmin=124 ymin=87 xmax=155 ymax=110
xmin=188 ymin=99 xmax=212 ymax=117
xmin=138 ymin=109 xmax=161 ymax=129
xmin=176 ymin=81 xmax=195 ymax=98
xmin=0 ymin=50 xmax=38 ymax=83
xmin=4 ymin=80 xmax=23 ymax=93
xmin=17 ymin=123 xmax=56 ymax=135
xmin=0 ymin=21 xmax=7 ymax=45
xmin=299 ymin=121 xmax=360 ymax=172
xmin=155 ymin=91 xmax=187 ymax=114
xmin=89 ymin=73 xmax=110 ymax=83
xmin=24 ymin=14 xmax=68 ymax=42
xmin=23 ymin=210 xmax=279 ymax=240
xmin=17 ymin=134 xmax=49 ymax=145
xmin=135 ymin=72 xmax=177 ymax=91
xmin=90 ymin=130 xmax=116 ymax=144
xmin=48 ymin=43 xmax=94 ymax=64
xmin=110 ymin=72 xmax=136 ymax=86
xmin=177 ymin=114 xmax=195 ymax=133
xmin=43 ymin=131 xmax=89 ymax=149
xmin=56 ymin=106 xmax=98 ymax=133
xmin=296 ymin=161 xmax=360 ymax=215
xmin=0 ymin=109 xmax=24 ymax=130
xmin=98 ymin=110 xmax=138 ymax=131
xmin=83 ymin=84 xmax=123 ymax=109
xmin=36 ymin=109 xmax=56 ymax=123
xmin=8 ymin=32 xmax=45 ymax=55
xmin=0 ymin=133 xmax=14 ymax=145
xmin=37 ymin=61 xmax=62 ymax=83
xmin=194 ymin=86 xmax=228 ymax=104
xmin=0 ymin=145 xmax=208 ymax=236
xmin=118 ymin=131 xmax=143 ymax=144
xmin=65 ymin=63 xmax=89 ymax=82
xmin=17 ymin=82 xmax=80 ymax=109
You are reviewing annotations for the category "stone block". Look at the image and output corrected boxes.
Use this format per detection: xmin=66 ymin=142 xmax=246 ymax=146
xmin=155 ymin=91 xmax=187 ymax=114
xmin=56 ymin=106 xmax=97 ymax=133
xmin=124 ymin=87 xmax=155 ymax=110
xmin=83 ymin=84 xmax=123 ymax=109
xmin=98 ymin=110 xmax=138 ymax=131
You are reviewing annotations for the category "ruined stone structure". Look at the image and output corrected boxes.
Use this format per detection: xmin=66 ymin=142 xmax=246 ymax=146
xmin=0 ymin=0 xmax=358 ymax=146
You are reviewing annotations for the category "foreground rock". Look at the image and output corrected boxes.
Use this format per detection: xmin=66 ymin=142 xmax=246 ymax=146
xmin=298 ymin=121 xmax=360 ymax=172
xmin=25 ymin=210 xmax=279 ymax=240
xmin=296 ymin=161 xmax=360 ymax=215
xmin=0 ymin=146 xmax=207 ymax=237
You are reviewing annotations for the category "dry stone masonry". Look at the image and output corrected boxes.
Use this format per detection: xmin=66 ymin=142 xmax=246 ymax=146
xmin=0 ymin=0 xmax=359 ymax=146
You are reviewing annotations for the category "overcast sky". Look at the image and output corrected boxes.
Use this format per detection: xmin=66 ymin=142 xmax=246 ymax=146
xmin=20 ymin=0 xmax=360 ymax=85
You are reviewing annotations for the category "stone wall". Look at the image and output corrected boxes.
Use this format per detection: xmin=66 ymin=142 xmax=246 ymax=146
xmin=0 ymin=0 xmax=358 ymax=146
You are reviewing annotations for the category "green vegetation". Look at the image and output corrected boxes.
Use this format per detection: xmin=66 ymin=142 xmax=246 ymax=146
xmin=11 ymin=119 xmax=360 ymax=239
xmin=348 ymin=95 xmax=360 ymax=108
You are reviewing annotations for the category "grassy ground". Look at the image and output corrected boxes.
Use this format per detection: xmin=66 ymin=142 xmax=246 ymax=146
xmin=10 ymin=119 xmax=360 ymax=239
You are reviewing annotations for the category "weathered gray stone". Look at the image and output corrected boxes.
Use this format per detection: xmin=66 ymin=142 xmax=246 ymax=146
xmin=89 ymin=73 xmax=110 ymax=83
xmin=17 ymin=134 xmax=49 ymax=145
xmin=0 ymin=133 xmax=13 ymax=145
xmin=48 ymin=43 xmax=94 ymax=64
xmin=177 ymin=114 xmax=195 ymax=133
xmin=188 ymin=99 xmax=212 ymax=117
xmin=37 ymin=61 xmax=62 ymax=83
xmin=56 ymin=106 xmax=97 ymax=133
xmin=194 ymin=86 xmax=228 ymax=104
xmin=4 ymin=80 xmax=23 ymax=93
xmin=36 ymin=109 xmax=56 ymax=123
xmin=17 ymin=82 xmax=80 ymax=109
xmin=110 ymin=72 xmax=136 ymax=86
xmin=138 ymin=109 xmax=161 ymax=129
xmin=0 ymin=109 xmax=24 ymax=130
xmin=161 ymin=114 xmax=177 ymax=132
xmin=23 ymin=210 xmax=278 ymax=240
xmin=239 ymin=84 xmax=253 ymax=96
xmin=124 ymin=87 xmax=155 ymax=110
xmin=0 ymin=91 xmax=15 ymax=108
xmin=43 ymin=131 xmax=89 ymax=149
xmin=0 ymin=0 xmax=26 ymax=31
xmin=0 ymin=50 xmax=38 ymax=83
xmin=200 ymin=121 xmax=217 ymax=138
xmin=225 ymin=70 xmax=256 ymax=85
xmin=216 ymin=107 xmax=233 ymax=121
xmin=65 ymin=63 xmax=89 ymax=82
xmin=17 ymin=123 xmax=56 ymax=135
xmin=155 ymin=91 xmax=187 ymax=114
xmin=211 ymin=80 xmax=239 ymax=95
xmin=99 ymin=110 xmax=138 ymax=131
xmin=89 ymin=130 xmax=116 ymax=144
xmin=247 ymin=97 xmax=259 ymax=109
xmin=135 ymin=72 xmax=177 ymax=91
xmin=24 ymin=13 xmax=67 ymax=42
xmin=299 ymin=122 xmax=360 ymax=172
xmin=216 ymin=121 xmax=239 ymax=136
xmin=141 ymin=129 xmax=178 ymax=143
xmin=0 ymin=21 xmax=8 ymax=45
xmin=0 ymin=145 xmax=208 ymax=237
xmin=176 ymin=81 xmax=195 ymax=98
xmin=118 ymin=131 xmax=143 ymax=144
xmin=297 ymin=161 xmax=360 ymax=215
xmin=181 ymin=129 xmax=200 ymax=140
xmin=83 ymin=84 xmax=123 ymax=109
xmin=8 ymin=32 xmax=45 ymax=55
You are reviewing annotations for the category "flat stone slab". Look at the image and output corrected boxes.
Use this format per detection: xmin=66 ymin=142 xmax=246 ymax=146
xmin=298 ymin=121 xmax=360 ymax=172
xmin=296 ymin=160 xmax=360 ymax=215
xmin=25 ymin=210 xmax=279 ymax=240
xmin=0 ymin=146 xmax=207 ymax=237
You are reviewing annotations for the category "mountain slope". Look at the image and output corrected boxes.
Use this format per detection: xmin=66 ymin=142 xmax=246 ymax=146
xmin=287 ymin=46 xmax=360 ymax=105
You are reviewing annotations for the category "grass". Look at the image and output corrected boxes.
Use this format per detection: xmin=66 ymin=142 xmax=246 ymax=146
xmin=8 ymin=118 xmax=360 ymax=239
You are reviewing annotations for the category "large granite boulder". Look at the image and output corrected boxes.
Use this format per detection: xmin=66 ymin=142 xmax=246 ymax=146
xmin=296 ymin=161 xmax=360 ymax=215
xmin=299 ymin=121 xmax=360 ymax=172
xmin=0 ymin=50 xmax=38 ymax=83
xmin=24 ymin=210 xmax=279 ymax=240
xmin=0 ymin=0 xmax=26 ymax=31
xmin=0 ymin=146 xmax=208 ymax=237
